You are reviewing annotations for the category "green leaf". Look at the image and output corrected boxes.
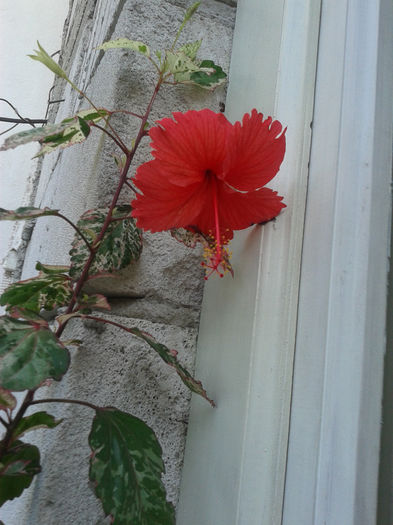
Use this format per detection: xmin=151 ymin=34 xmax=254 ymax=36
xmin=0 ymin=207 xmax=59 ymax=221
xmin=35 ymin=262 xmax=70 ymax=275
xmin=98 ymin=39 xmax=150 ymax=58
xmin=12 ymin=411 xmax=62 ymax=441
xmin=0 ymin=440 xmax=41 ymax=506
xmin=69 ymin=205 xmax=142 ymax=280
xmin=170 ymin=227 xmax=204 ymax=248
xmin=164 ymin=50 xmax=201 ymax=76
xmin=189 ymin=59 xmax=227 ymax=89
xmin=0 ymin=108 xmax=110 ymax=155
xmin=178 ymin=40 xmax=202 ymax=60
xmin=0 ymin=316 xmax=70 ymax=391
xmin=132 ymin=328 xmax=215 ymax=407
xmin=28 ymin=41 xmax=69 ymax=80
xmin=183 ymin=1 xmax=200 ymax=22
xmin=7 ymin=307 xmax=46 ymax=324
xmin=89 ymin=408 xmax=175 ymax=525
xmin=0 ymin=387 xmax=16 ymax=411
xmin=55 ymin=311 xmax=215 ymax=406
xmin=0 ymin=271 xmax=73 ymax=313
xmin=77 ymin=293 xmax=111 ymax=312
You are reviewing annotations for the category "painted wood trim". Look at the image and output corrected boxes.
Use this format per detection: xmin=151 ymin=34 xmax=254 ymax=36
xmin=177 ymin=1 xmax=321 ymax=523
xmin=282 ymin=0 xmax=393 ymax=523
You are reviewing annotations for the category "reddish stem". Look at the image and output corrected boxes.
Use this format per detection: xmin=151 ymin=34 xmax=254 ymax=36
xmin=0 ymin=390 xmax=35 ymax=459
xmin=56 ymin=76 xmax=163 ymax=339
xmin=0 ymin=78 xmax=164 ymax=460
xmin=30 ymin=398 xmax=98 ymax=411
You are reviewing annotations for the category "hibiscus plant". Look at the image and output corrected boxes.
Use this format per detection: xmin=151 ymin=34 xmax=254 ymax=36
xmin=0 ymin=3 xmax=286 ymax=523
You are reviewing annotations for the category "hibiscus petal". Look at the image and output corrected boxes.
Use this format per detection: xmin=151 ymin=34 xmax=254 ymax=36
xmin=223 ymin=109 xmax=286 ymax=191
xmin=148 ymin=109 xmax=232 ymax=187
xmin=131 ymin=160 xmax=211 ymax=232
xmin=192 ymin=183 xmax=285 ymax=237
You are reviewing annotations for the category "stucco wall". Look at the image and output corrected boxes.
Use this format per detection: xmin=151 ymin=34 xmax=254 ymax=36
xmin=1 ymin=1 xmax=236 ymax=523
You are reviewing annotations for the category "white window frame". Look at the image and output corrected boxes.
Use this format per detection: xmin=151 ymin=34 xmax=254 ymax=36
xmin=177 ymin=0 xmax=393 ymax=524
xmin=177 ymin=0 xmax=321 ymax=523
xmin=283 ymin=0 xmax=393 ymax=523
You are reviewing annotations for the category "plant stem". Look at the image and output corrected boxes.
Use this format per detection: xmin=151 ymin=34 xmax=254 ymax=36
xmin=70 ymin=83 xmax=127 ymax=152
xmin=90 ymin=122 xmax=129 ymax=154
xmin=0 ymin=394 xmax=99 ymax=462
xmin=55 ymin=213 xmax=93 ymax=253
xmin=125 ymin=179 xmax=141 ymax=194
xmin=0 ymin=117 xmax=47 ymax=125
xmin=0 ymin=416 xmax=9 ymax=428
xmin=56 ymin=75 xmax=163 ymax=339
xmin=30 ymin=398 xmax=98 ymax=411
xmin=79 ymin=314 xmax=138 ymax=334
xmin=0 ymin=390 xmax=35 ymax=459
xmin=110 ymin=109 xmax=144 ymax=119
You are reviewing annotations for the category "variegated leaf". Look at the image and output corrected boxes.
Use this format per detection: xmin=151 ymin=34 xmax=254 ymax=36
xmin=133 ymin=328 xmax=215 ymax=407
xmin=178 ymin=40 xmax=202 ymax=60
xmin=98 ymin=39 xmax=150 ymax=58
xmin=12 ymin=411 xmax=62 ymax=441
xmin=0 ymin=109 xmax=110 ymax=156
xmin=0 ymin=207 xmax=59 ymax=221
xmin=0 ymin=440 xmax=41 ymax=507
xmin=77 ymin=293 xmax=111 ymax=312
xmin=0 ymin=316 xmax=70 ymax=391
xmin=0 ymin=387 xmax=16 ymax=411
xmin=186 ymin=60 xmax=227 ymax=89
xmin=0 ymin=271 xmax=73 ymax=313
xmin=170 ymin=227 xmax=204 ymax=249
xmin=69 ymin=205 xmax=142 ymax=280
xmin=89 ymin=408 xmax=175 ymax=524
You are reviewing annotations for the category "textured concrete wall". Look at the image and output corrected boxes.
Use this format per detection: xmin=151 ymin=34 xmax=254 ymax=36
xmin=2 ymin=1 xmax=236 ymax=523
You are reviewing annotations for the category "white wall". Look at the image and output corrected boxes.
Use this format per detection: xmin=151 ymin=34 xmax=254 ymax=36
xmin=0 ymin=0 xmax=69 ymax=294
xmin=0 ymin=2 xmax=68 ymax=522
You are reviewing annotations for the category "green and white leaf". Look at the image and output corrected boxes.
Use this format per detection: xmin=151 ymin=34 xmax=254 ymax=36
xmin=98 ymin=39 xmax=150 ymax=58
xmin=178 ymin=40 xmax=202 ymax=60
xmin=35 ymin=262 xmax=70 ymax=275
xmin=28 ymin=41 xmax=69 ymax=80
xmin=7 ymin=307 xmax=46 ymax=324
xmin=189 ymin=59 xmax=227 ymax=89
xmin=69 ymin=205 xmax=142 ymax=280
xmin=0 ymin=387 xmax=16 ymax=411
xmin=12 ymin=411 xmax=62 ymax=441
xmin=0 ymin=271 xmax=72 ymax=313
xmin=164 ymin=50 xmax=201 ymax=76
xmin=0 ymin=316 xmax=70 ymax=391
xmin=133 ymin=328 xmax=215 ymax=407
xmin=170 ymin=227 xmax=204 ymax=249
xmin=0 ymin=207 xmax=59 ymax=221
xmin=183 ymin=1 xmax=200 ymax=22
xmin=0 ymin=440 xmax=41 ymax=507
xmin=89 ymin=408 xmax=175 ymax=525
xmin=0 ymin=108 xmax=110 ymax=155
xmin=77 ymin=293 xmax=111 ymax=312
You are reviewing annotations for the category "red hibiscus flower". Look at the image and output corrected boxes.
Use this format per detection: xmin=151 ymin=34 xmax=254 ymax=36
xmin=131 ymin=108 xmax=286 ymax=278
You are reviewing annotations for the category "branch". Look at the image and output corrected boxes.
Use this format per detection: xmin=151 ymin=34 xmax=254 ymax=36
xmin=0 ymin=116 xmax=47 ymax=125
xmin=30 ymin=398 xmax=99 ymax=411
xmin=0 ymin=415 xmax=9 ymax=429
xmin=55 ymin=212 xmax=93 ymax=254
xmin=124 ymin=179 xmax=141 ymax=194
xmin=55 ymin=75 xmax=163 ymax=339
xmin=90 ymin=122 xmax=129 ymax=154
xmin=0 ymin=390 xmax=35 ymax=459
